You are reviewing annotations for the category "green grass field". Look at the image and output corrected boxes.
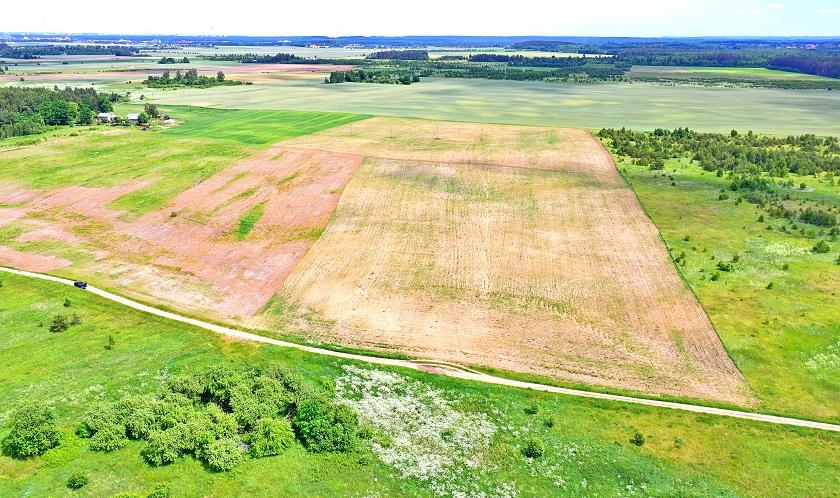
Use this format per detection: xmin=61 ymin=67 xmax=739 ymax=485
xmin=0 ymin=106 xmax=365 ymax=215
xmin=140 ymin=77 xmax=840 ymax=135
xmin=628 ymin=65 xmax=837 ymax=81
xmin=621 ymin=159 xmax=840 ymax=422
xmin=0 ymin=273 xmax=837 ymax=497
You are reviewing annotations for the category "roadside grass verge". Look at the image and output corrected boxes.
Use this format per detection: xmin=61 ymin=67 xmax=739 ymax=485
xmin=0 ymin=273 xmax=838 ymax=497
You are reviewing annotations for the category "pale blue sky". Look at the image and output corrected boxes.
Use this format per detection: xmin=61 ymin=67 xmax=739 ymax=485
xmin=2 ymin=0 xmax=839 ymax=37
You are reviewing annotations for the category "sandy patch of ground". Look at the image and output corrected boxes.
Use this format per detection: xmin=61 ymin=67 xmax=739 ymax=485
xmin=273 ymin=117 xmax=753 ymax=404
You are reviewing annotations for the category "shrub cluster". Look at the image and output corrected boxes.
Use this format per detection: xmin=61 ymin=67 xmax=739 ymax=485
xmin=75 ymin=365 xmax=361 ymax=471
xmin=2 ymin=402 xmax=60 ymax=458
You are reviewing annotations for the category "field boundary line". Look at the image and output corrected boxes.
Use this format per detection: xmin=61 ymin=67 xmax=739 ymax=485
xmin=2 ymin=266 xmax=838 ymax=433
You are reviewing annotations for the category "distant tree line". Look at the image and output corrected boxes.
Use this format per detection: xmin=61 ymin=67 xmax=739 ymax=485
xmin=421 ymin=61 xmax=628 ymax=82
xmin=367 ymin=50 xmax=429 ymax=61
xmin=506 ymin=39 xmax=840 ymax=79
xmin=326 ymin=69 xmax=419 ymax=85
xmin=467 ymin=54 xmax=607 ymax=67
xmin=158 ymin=56 xmax=190 ymax=64
xmin=768 ymin=53 xmax=840 ymax=79
xmin=144 ymin=69 xmax=245 ymax=88
xmin=0 ymin=86 xmax=120 ymax=139
xmin=207 ymin=53 xmax=336 ymax=64
xmin=0 ymin=44 xmax=140 ymax=59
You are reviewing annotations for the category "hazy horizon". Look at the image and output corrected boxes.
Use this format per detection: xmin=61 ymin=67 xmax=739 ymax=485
xmin=3 ymin=0 xmax=839 ymax=38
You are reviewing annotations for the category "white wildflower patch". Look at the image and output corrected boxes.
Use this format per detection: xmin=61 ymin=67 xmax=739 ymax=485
xmin=806 ymin=341 xmax=840 ymax=379
xmin=761 ymin=242 xmax=808 ymax=258
xmin=335 ymin=366 xmax=506 ymax=497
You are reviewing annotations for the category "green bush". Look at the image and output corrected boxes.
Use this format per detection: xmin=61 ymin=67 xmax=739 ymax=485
xmin=155 ymin=393 xmax=195 ymax=430
xmin=165 ymin=374 xmax=204 ymax=400
xmin=66 ymin=471 xmax=89 ymax=489
xmin=812 ymin=240 xmax=831 ymax=254
xmin=249 ymin=418 xmax=296 ymax=457
xmin=201 ymin=365 xmax=246 ymax=405
xmin=205 ymin=437 xmax=244 ymax=472
xmin=77 ymin=402 xmax=121 ymax=438
xmin=146 ymin=483 xmax=173 ymax=498
xmin=521 ymin=440 xmax=545 ymax=459
xmin=121 ymin=395 xmax=160 ymax=439
xmin=48 ymin=314 xmax=70 ymax=333
xmin=631 ymin=431 xmax=646 ymax=446
xmin=141 ymin=429 xmax=182 ymax=466
xmin=89 ymin=424 xmax=127 ymax=452
xmin=2 ymin=402 xmax=60 ymax=458
xmin=523 ymin=403 xmax=539 ymax=415
xmin=293 ymin=399 xmax=359 ymax=453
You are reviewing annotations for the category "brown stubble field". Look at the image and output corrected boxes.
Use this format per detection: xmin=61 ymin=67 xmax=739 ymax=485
xmin=267 ymin=117 xmax=753 ymax=404
xmin=0 ymin=145 xmax=361 ymax=318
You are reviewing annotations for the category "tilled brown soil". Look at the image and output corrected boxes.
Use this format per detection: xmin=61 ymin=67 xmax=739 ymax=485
xmin=0 ymin=145 xmax=361 ymax=318
xmin=270 ymin=117 xmax=754 ymax=404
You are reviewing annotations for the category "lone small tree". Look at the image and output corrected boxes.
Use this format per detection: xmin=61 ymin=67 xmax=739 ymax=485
xmin=49 ymin=314 xmax=69 ymax=333
xmin=216 ymin=71 xmax=225 ymax=82
xmin=144 ymin=103 xmax=160 ymax=119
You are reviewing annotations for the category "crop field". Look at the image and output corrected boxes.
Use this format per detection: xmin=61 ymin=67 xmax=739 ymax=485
xmin=262 ymin=117 xmax=752 ymax=404
xmin=141 ymin=76 xmax=840 ymax=135
xmin=1 ymin=272 xmax=838 ymax=497
xmin=0 ymin=107 xmax=366 ymax=319
xmin=628 ymin=65 xmax=837 ymax=82
xmin=620 ymin=159 xmax=840 ymax=422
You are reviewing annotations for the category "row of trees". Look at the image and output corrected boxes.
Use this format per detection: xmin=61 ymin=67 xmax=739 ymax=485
xmin=0 ymin=43 xmax=140 ymax=59
xmin=207 ymin=52 xmax=333 ymax=64
xmin=0 ymin=86 xmax=120 ymax=139
xmin=144 ymin=69 xmax=242 ymax=88
xmin=326 ymin=69 xmax=419 ymax=85
xmin=158 ymin=56 xmax=190 ymax=64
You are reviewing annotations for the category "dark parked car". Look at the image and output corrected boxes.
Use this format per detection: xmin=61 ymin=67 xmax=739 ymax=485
xmin=73 ymin=281 xmax=88 ymax=289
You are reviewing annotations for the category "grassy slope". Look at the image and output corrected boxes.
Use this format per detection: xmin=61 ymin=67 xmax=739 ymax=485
xmin=0 ymin=273 xmax=838 ymax=497
xmin=0 ymin=106 xmax=366 ymax=215
xmin=621 ymin=159 xmax=840 ymax=422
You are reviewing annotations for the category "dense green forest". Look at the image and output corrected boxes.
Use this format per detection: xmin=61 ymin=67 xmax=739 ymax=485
xmin=598 ymin=127 xmax=840 ymax=175
xmin=144 ymin=69 xmax=244 ymax=88
xmin=0 ymin=86 xmax=120 ymax=138
xmin=0 ymin=44 xmax=140 ymax=59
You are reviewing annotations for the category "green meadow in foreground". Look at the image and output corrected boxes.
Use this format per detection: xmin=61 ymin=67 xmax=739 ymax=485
xmin=0 ymin=106 xmax=365 ymax=215
xmin=0 ymin=273 xmax=838 ymax=497
xmin=621 ymin=159 xmax=840 ymax=423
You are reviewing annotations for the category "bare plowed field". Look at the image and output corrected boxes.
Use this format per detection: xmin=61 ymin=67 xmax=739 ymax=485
xmin=0 ymin=146 xmax=361 ymax=318
xmin=272 ymin=117 xmax=753 ymax=404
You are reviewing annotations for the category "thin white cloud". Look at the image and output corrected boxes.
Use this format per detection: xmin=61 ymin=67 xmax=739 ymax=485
xmin=816 ymin=7 xmax=840 ymax=14
xmin=768 ymin=2 xmax=785 ymax=8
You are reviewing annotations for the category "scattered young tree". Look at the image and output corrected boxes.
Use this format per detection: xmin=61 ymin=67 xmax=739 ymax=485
xmin=144 ymin=103 xmax=160 ymax=119
xmin=66 ymin=471 xmax=89 ymax=489
xmin=49 ymin=314 xmax=70 ymax=333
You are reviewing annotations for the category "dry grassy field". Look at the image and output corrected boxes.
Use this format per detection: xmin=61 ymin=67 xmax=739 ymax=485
xmin=266 ymin=118 xmax=752 ymax=404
